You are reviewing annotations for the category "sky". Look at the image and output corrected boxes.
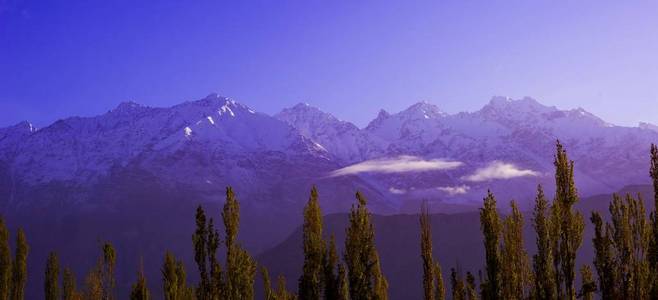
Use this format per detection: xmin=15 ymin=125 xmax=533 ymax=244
xmin=1 ymin=0 xmax=658 ymax=128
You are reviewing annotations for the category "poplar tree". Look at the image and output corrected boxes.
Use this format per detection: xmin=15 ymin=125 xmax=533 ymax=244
xmin=45 ymin=252 xmax=60 ymax=300
xmin=262 ymin=268 xmax=296 ymax=300
xmin=83 ymin=242 xmax=116 ymax=300
xmin=465 ymin=272 xmax=478 ymax=300
xmin=372 ymin=253 xmax=388 ymax=300
xmin=532 ymin=185 xmax=555 ymax=300
xmin=434 ymin=263 xmax=445 ymax=300
xmin=192 ymin=206 xmax=210 ymax=299
xmin=552 ymin=141 xmax=584 ymax=300
xmin=9 ymin=229 xmax=27 ymax=300
xmin=479 ymin=190 xmax=501 ymax=300
xmin=207 ymin=219 xmax=222 ymax=299
xmin=450 ymin=268 xmax=465 ymax=300
xmin=62 ymin=268 xmax=80 ymax=300
xmin=129 ymin=264 xmax=150 ymax=300
xmin=592 ymin=193 xmax=651 ymax=299
xmin=336 ymin=263 xmax=349 ymax=300
xmin=0 ymin=218 xmax=10 ymax=300
xmin=578 ymin=265 xmax=595 ymax=300
xmin=344 ymin=192 xmax=387 ymax=300
xmin=590 ymin=211 xmax=615 ymax=299
xmin=500 ymin=201 xmax=530 ymax=300
xmin=83 ymin=265 xmax=102 ymax=300
xmin=648 ymin=144 xmax=658 ymax=299
xmin=222 ymin=187 xmax=256 ymax=300
xmin=420 ymin=201 xmax=435 ymax=300
xmin=261 ymin=267 xmax=274 ymax=300
xmin=101 ymin=242 xmax=116 ymax=300
xmin=323 ymin=235 xmax=339 ymax=300
xmin=299 ymin=186 xmax=324 ymax=300
xmin=275 ymin=275 xmax=296 ymax=300
xmin=162 ymin=251 xmax=193 ymax=300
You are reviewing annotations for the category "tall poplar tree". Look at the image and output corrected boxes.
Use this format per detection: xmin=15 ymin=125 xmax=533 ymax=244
xmin=532 ymin=185 xmax=555 ymax=300
xmin=372 ymin=253 xmax=388 ymax=300
xmin=479 ymin=190 xmax=501 ymax=300
xmin=434 ymin=263 xmax=445 ymax=300
xmin=44 ymin=252 xmax=60 ymax=300
xmin=552 ymin=141 xmax=584 ymax=300
xmin=465 ymin=272 xmax=478 ymax=300
xmin=323 ymin=235 xmax=339 ymax=300
xmin=590 ymin=211 xmax=615 ymax=299
xmin=192 ymin=206 xmax=210 ymax=299
xmin=9 ymin=229 xmax=27 ymax=300
xmin=500 ymin=201 xmax=530 ymax=300
xmin=336 ymin=263 xmax=349 ymax=300
xmin=0 ymin=218 xmax=10 ymax=300
xmin=222 ymin=187 xmax=256 ymax=300
xmin=261 ymin=267 xmax=274 ymax=300
xmin=420 ymin=201 xmax=435 ymax=300
xmin=129 ymin=264 xmax=150 ymax=300
xmin=162 ymin=251 xmax=193 ymax=300
xmin=450 ymin=268 xmax=465 ymax=300
xmin=101 ymin=242 xmax=116 ymax=300
xmin=591 ymin=193 xmax=650 ymax=299
xmin=578 ymin=265 xmax=596 ymax=300
xmin=62 ymin=268 xmax=80 ymax=300
xmin=299 ymin=186 xmax=324 ymax=300
xmin=344 ymin=192 xmax=387 ymax=300
xmin=648 ymin=144 xmax=658 ymax=299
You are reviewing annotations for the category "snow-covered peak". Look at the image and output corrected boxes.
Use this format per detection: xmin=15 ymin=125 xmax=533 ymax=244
xmin=173 ymin=94 xmax=256 ymax=119
xmin=480 ymin=96 xmax=555 ymax=116
xmin=275 ymin=103 xmax=382 ymax=163
xmin=276 ymin=103 xmax=345 ymax=127
xmin=399 ymin=101 xmax=446 ymax=120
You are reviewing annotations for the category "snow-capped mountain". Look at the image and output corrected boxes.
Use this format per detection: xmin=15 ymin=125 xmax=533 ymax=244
xmin=3 ymin=93 xmax=658 ymax=277
xmin=277 ymin=96 xmax=658 ymax=209
xmin=2 ymin=94 xmax=658 ymax=217
xmin=275 ymin=103 xmax=384 ymax=163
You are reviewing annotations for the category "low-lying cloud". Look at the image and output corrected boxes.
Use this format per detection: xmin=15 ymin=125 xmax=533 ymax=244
xmin=388 ymin=187 xmax=407 ymax=194
xmin=437 ymin=185 xmax=470 ymax=196
xmin=329 ymin=155 xmax=463 ymax=177
xmin=462 ymin=161 xmax=539 ymax=182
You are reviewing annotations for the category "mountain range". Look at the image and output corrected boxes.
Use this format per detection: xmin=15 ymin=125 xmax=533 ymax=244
xmin=3 ymin=94 xmax=658 ymax=219
xmin=2 ymin=93 xmax=658 ymax=298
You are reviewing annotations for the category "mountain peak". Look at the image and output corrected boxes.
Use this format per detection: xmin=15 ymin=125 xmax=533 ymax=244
xmin=377 ymin=109 xmax=390 ymax=119
xmin=484 ymin=96 xmax=551 ymax=111
xmin=176 ymin=94 xmax=256 ymax=117
xmin=399 ymin=101 xmax=446 ymax=119
xmin=112 ymin=101 xmax=146 ymax=113
xmin=1 ymin=120 xmax=35 ymax=133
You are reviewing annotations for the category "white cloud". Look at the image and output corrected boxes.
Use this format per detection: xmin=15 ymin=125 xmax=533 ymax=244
xmin=437 ymin=185 xmax=470 ymax=196
xmin=388 ymin=187 xmax=406 ymax=194
xmin=462 ymin=161 xmax=539 ymax=182
xmin=328 ymin=155 xmax=463 ymax=177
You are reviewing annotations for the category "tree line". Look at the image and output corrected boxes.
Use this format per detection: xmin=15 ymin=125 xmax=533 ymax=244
xmin=2 ymin=140 xmax=658 ymax=299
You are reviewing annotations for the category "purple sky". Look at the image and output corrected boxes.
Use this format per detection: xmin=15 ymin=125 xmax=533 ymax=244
xmin=1 ymin=1 xmax=658 ymax=128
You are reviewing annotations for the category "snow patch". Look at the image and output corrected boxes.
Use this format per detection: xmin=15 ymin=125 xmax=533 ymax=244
xmin=184 ymin=126 xmax=193 ymax=138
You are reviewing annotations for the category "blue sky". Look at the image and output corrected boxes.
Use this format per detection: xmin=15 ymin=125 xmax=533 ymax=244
xmin=1 ymin=1 xmax=658 ymax=128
